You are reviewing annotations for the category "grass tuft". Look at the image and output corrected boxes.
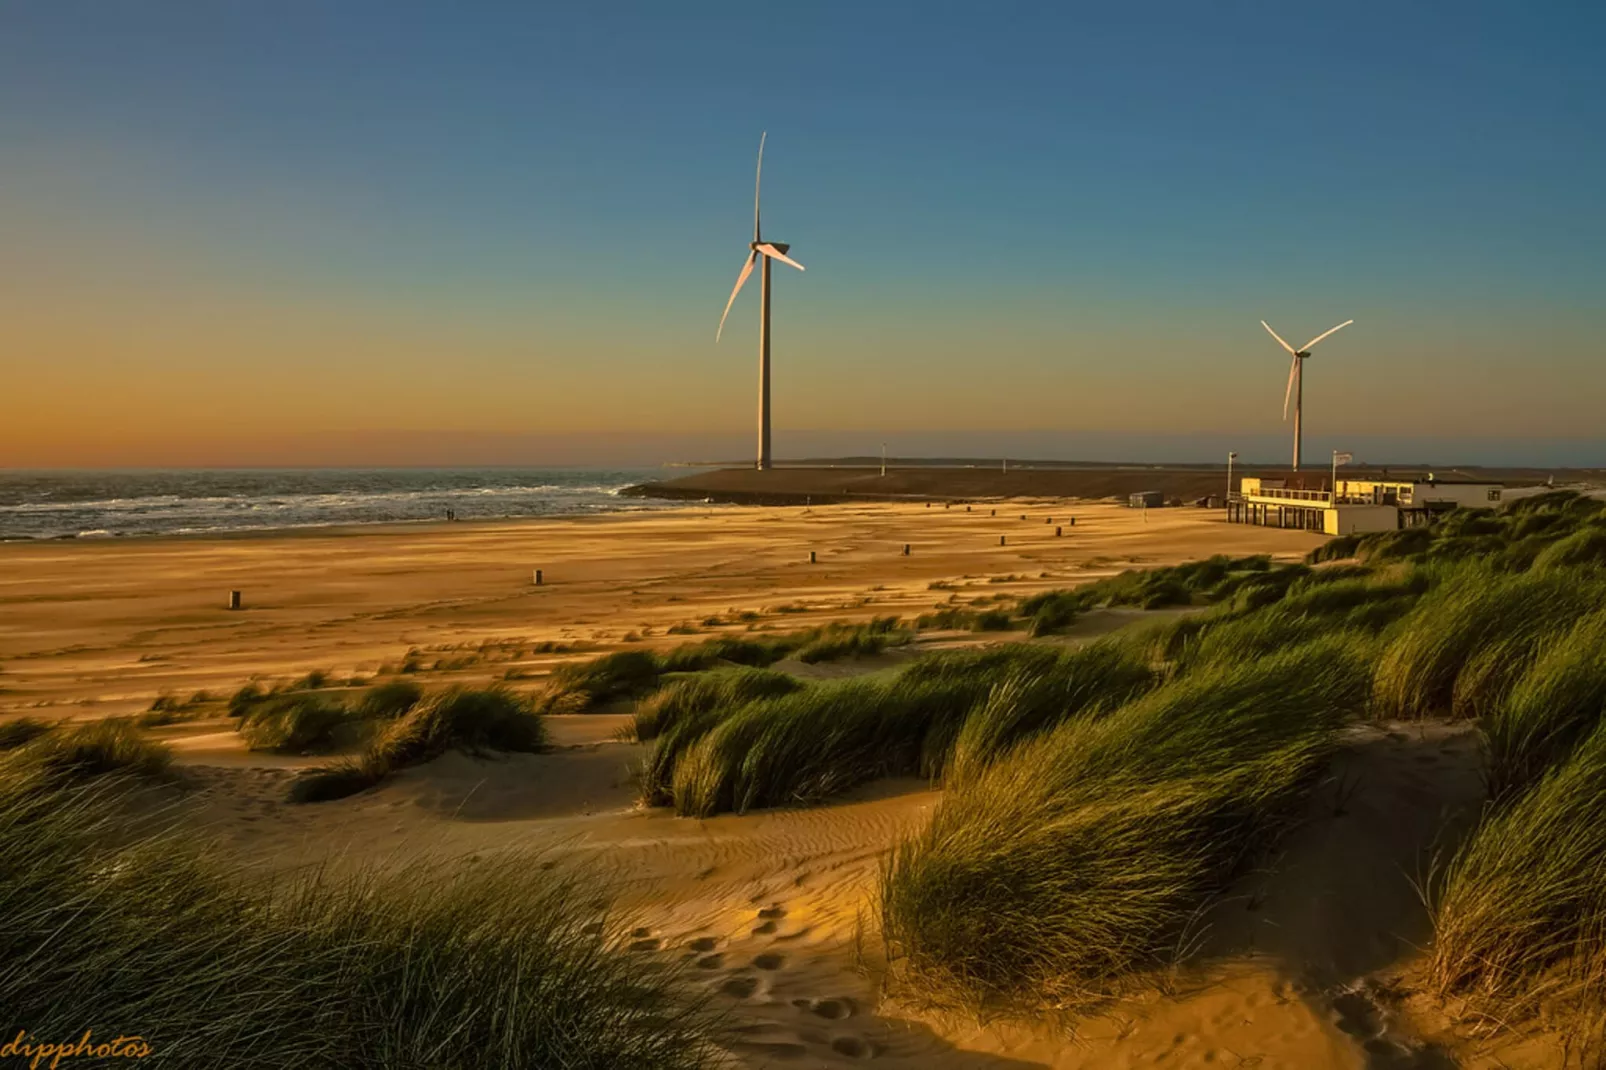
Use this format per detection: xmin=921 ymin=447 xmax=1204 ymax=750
xmin=238 ymin=694 xmax=359 ymax=754
xmin=0 ymin=772 xmax=721 ymax=1068
xmin=632 ymin=667 xmax=802 ymax=743
xmin=795 ymin=618 xmax=910 ymax=664
xmin=0 ymin=718 xmax=55 ymax=751
xmin=537 ymin=650 xmax=663 ymax=713
xmin=880 ymin=637 xmax=1368 ymax=1012
xmin=372 ymin=687 xmax=545 ymax=768
xmin=1430 ymin=721 xmax=1606 ymax=1026
xmin=1483 ymin=611 xmax=1606 ymax=802
xmin=354 ymin=679 xmax=424 ymax=720
xmin=1372 ymin=566 xmax=1604 ymax=720
xmin=11 ymin=719 xmax=171 ymax=780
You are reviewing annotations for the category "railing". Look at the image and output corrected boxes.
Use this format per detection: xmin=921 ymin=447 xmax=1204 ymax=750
xmin=1245 ymin=487 xmax=1333 ymax=505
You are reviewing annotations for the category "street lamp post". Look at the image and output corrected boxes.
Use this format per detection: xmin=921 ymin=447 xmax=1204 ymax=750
xmin=1227 ymin=451 xmax=1238 ymax=505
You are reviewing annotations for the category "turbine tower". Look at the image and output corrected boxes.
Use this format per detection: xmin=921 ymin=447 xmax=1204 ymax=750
xmin=717 ymin=132 xmax=805 ymax=471
xmin=1260 ymin=319 xmax=1353 ymax=472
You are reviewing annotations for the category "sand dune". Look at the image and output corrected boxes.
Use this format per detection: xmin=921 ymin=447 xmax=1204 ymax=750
xmin=146 ymin=713 xmax=1515 ymax=1068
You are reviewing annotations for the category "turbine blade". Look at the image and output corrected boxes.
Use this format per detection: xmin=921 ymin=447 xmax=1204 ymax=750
xmin=753 ymin=132 xmax=766 ymax=243
xmin=756 ymin=243 xmax=805 ymax=271
xmin=716 ymin=252 xmax=757 ymax=342
xmin=1261 ymin=320 xmax=1297 ymax=355
xmin=1301 ymin=319 xmax=1354 ymax=351
xmin=1282 ymin=356 xmax=1299 ymax=420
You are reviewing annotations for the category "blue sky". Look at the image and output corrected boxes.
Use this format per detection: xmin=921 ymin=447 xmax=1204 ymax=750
xmin=2 ymin=2 xmax=1603 ymax=465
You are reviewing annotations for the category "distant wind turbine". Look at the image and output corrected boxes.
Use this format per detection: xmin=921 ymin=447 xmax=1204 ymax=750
xmin=1260 ymin=318 xmax=1353 ymax=472
xmin=716 ymin=132 xmax=806 ymax=471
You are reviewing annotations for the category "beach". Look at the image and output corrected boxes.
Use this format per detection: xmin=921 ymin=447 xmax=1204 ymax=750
xmin=0 ymin=498 xmax=1318 ymax=717
xmin=0 ymin=498 xmax=1563 ymax=1068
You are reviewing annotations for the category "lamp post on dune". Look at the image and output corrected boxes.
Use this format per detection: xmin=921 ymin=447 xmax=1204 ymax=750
xmin=881 ymin=442 xmax=886 ymax=478
xmin=1227 ymin=451 xmax=1237 ymax=504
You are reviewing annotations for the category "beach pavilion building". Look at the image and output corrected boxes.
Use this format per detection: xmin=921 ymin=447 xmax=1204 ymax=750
xmin=1227 ymin=475 xmax=1503 ymax=534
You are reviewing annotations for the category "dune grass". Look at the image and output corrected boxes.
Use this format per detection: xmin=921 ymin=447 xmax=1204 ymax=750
xmin=1017 ymin=555 xmax=1287 ymax=636
xmin=1533 ymin=527 xmax=1606 ymax=571
xmin=795 ymin=617 xmax=911 ymax=663
xmin=354 ymin=679 xmax=424 ymax=719
xmin=238 ymin=694 xmax=362 ymax=753
xmin=655 ymin=634 xmax=798 ymax=672
xmin=8 ymin=719 xmax=172 ymax=781
xmin=0 ymin=770 xmax=720 ymax=1069
xmin=945 ymin=640 xmax=1156 ymax=782
xmin=1430 ymin=720 xmax=1606 ymax=1027
xmin=646 ymin=643 xmax=1156 ymax=817
xmin=228 ymin=682 xmax=267 ymax=717
xmin=631 ymin=667 xmax=802 ymax=743
xmin=0 ymin=717 xmax=54 ymax=751
xmin=879 ymin=637 xmax=1368 ymax=1013
xmin=1372 ymin=566 xmax=1606 ymax=720
xmin=373 ymin=686 xmax=545 ymax=766
xmin=1482 ymin=611 xmax=1606 ymax=803
xmin=1449 ymin=636 xmax=1545 ymax=724
xmin=290 ymin=687 xmax=546 ymax=803
xmin=915 ymin=606 xmax=1015 ymax=632
xmin=537 ymin=650 xmax=663 ymax=713
xmin=1307 ymin=533 xmax=1362 ymax=564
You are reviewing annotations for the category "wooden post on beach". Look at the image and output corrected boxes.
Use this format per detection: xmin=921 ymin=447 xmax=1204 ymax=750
xmin=1045 ymin=517 xmax=1052 ymax=524
xmin=227 ymin=590 xmax=241 ymax=611
xmin=1055 ymin=526 xmax=1062 ymax=537
xmin=1020 ymin=514 xmax=1027 ymax=521
xmin=809 ymin=551 xmax=816 ymax=564
xmin=534 ymin=569 xmax=543 ymax=586
xmin=903 ymin=544 xmax=910 ymax=556
xmin=999 ymin=535 xmax=1006 ymax=546
xmin=990 ymin=509 xmax=996 ymax=516
xmin=1069 ymin=517 xmax=1076 ymax=526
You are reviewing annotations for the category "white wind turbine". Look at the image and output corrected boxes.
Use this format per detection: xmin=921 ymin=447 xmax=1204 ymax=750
xmin=1261 ymin=318 xmax=1353 ymax=472
xmin=716 ymin=132 xmax=806 ymax=471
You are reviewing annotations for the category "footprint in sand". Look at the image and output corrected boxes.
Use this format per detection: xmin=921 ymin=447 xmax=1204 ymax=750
xmin=830 ymin=1035 xmax=878 ymax=1059
xmin=686 ymin=936 xmax=719 ymax=953
xmin=720 ymin=976 xmax=759 ymax=999
xmin=753 ymin=952 xmax=785 ymax=970
xmin=627 ymin=930 xmax=662 ymax=952
xmin=752 ymin=920 xmax=778 ymax=935
xmin=696 ymin=953 xmax=725 ymax=969
xmin=793 ymin=997 xmax=856 ymax=1020
xmin=757 ymin=905 xmax=787 ymax=920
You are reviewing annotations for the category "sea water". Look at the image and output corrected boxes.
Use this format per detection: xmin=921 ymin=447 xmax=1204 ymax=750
xmin=0 ymin=468 xmax=670 ymax=540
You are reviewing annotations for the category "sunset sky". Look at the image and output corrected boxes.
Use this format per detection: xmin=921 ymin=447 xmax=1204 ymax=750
xmin=3 ymin=2 xmax=1603 ymax=467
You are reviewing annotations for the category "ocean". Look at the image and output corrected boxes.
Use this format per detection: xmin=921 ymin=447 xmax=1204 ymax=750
xmin=0 ymin=468 xmax=672 ymax=540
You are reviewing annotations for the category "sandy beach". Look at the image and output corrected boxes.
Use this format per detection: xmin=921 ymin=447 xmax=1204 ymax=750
xmin=0 ymin=499 xmax=1318 ymax=717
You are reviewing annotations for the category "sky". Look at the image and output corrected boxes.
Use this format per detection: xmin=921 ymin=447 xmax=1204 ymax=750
xmin=2 ymin=1 xmax=1604 ymax=468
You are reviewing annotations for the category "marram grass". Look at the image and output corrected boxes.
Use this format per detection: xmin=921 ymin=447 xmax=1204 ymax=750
xmin=879 ymin=637 xmax=1369 ymax=1013
xmin=1483 ymin=610 xmax=1606 ymax=803
xmin=1431 ymin=720 xmax=1606 ymax=1024
xmin=1372 ymin=566 xmax=1606 ymax=720
xmin=0 ymin=768 xmax=721 ymax=1069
